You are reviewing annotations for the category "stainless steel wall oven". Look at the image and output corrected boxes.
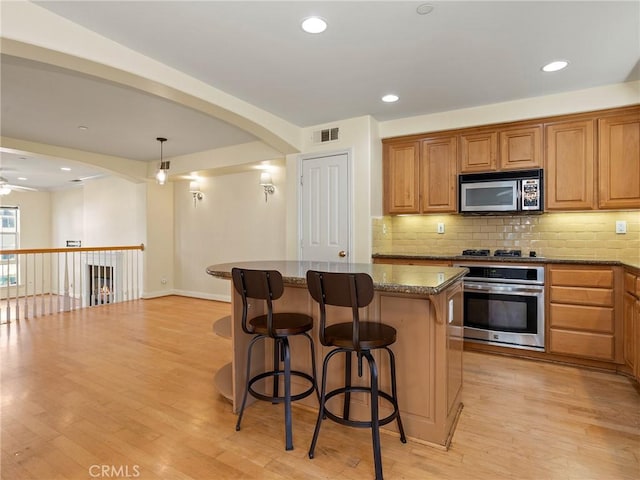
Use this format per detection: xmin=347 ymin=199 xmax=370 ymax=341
xmin=454 ymin=264 xmax=545 ymax=351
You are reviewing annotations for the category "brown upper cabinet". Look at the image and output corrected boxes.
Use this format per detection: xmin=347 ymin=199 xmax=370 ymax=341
xmin=383 ymin=136 xmax=457 ymax=214
xmin=459 ymin=130 xmax=497 ymax=172
xmin=382 ymin=105 xmax=639 ymax=215
xmin=500 ymin=126 xmax=542 ymax=170
xmin=460 ymin=125 xmax=542 ymax=173
xmin=598 ymin=112 xmax=640 ymax=209
xmin=421 ymin=136 xmax=457 ymax=213
xmin=545 ymin=119 xmax=596 ymax=210
xmin=383 ymin=141 xmax=420 ymax=214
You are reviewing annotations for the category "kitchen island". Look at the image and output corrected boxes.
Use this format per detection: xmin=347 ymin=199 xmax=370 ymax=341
xmin=206 ymin=260 xmax=467 ymax=448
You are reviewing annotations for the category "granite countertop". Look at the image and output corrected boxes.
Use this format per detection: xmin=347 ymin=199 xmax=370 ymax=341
xmin=206 ymin=260 xmax=468 ymax=295
xmin=372 ymin=252 xmax=640 ymax=271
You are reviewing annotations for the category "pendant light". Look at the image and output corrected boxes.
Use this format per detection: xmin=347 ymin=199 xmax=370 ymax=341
xmin=155 ymin=137 xmax=169 ymax=185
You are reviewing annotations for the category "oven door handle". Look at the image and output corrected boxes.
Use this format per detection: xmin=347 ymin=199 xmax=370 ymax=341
xmin=464 ymin=282 xmax=544 ymax=295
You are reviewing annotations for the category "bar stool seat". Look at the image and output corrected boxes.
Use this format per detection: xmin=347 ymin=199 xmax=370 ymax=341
xmin=323 ymin=322 xmax=396 ymax=350
xmin=306 ymin=270 xmax=406 ymax=480
xmin=232 ymin=268 xmax=318 ymax=451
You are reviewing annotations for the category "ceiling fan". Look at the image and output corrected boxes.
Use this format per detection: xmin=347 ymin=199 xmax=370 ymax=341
xmin=0 ymin=176 xmax=37 ymax=195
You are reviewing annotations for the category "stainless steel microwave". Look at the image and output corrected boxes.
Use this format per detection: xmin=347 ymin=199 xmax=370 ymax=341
xmin=458 ymin=169 xmax=543 ymax=214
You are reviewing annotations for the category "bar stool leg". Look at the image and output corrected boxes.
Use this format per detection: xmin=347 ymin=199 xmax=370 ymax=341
xmin=304 ymin=332 xmax=320 ymax=402
xmin=281 ymin=337 xmax=293 ymax=450
xmin=343 ymin=351 xmax=352 ymax=420
xmin=236 ymin=335 xmax=263 ymax=431
xmin=309 ymin=348 xmax=339 ymax=458
xmin=272 ymin=338 xmax=280 ymax=403
xmin=364 ymin=351 xmax=383 ymax=480
xmin=386 ymin=346 xmax=407 ymax=443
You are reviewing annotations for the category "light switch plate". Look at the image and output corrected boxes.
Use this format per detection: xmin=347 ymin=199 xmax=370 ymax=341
xmin=437 ymin=222 xmax=445 ymax=234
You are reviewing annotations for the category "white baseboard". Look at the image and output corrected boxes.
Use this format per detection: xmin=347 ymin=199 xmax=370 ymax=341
xmin=141 ymin=289 xmax=230 ymax=303
xmin=172 ymin=289 xmax=231 ymax=303
xmin=141 ymin=289 xmax=174 ymax=299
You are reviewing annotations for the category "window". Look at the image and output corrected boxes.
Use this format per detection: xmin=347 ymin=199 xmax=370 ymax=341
xmin=0 ymin=206 xmax=19 ymax=286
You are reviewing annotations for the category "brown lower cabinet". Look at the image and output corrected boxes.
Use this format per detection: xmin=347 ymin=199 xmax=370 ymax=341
xmin=623 ymin=270 xmax=640 ymax=382
xmin=547 ymin=265 xmax=621 ymax=363
xmin=375 ymin=258 xmax=637 ymax=379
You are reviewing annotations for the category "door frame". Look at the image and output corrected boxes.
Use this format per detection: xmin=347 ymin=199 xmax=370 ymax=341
xmin=297 ymin=149 xmax=354 ymax=262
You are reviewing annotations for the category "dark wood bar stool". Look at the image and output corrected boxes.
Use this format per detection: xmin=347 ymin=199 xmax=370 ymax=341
xmin=306 ymin=270 xmax=406 ymax=480
xmin=231 ymin=268 xmax=318 ymax=451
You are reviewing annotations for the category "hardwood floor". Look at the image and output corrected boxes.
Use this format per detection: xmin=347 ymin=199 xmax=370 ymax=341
xmin=1 ymin=296 xmax=638 ymax=479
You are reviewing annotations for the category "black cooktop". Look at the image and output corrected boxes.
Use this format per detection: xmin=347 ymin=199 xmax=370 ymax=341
xmin=461 ymin=249 xmax=491 ymax=256
xmin=461 ymin=249 xmax=522 ymax=257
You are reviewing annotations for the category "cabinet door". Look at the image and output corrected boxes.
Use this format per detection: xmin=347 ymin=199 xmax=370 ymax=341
xmin=624 ymin=291 xmax=636 ymax=370
xmin=598 ymin=112 xmax=640 ymax=209
xmin=499 ymin=125 xmax=542 ymax=170
xmin=421 ymin=136 xmax=457 ymax=213
xmin=636 ymin=298 xmax=640 ymax=382
xmin=459 ymin=131 xmax=497 ymax=173
xmin=384 ymin=141 xmax=420 ymax=214
xmin=545 ymin=120 xmax=595 ymax=210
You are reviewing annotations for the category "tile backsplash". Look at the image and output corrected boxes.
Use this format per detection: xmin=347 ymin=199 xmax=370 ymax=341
xmin=372 ymin=211 xmax=640 ymax=264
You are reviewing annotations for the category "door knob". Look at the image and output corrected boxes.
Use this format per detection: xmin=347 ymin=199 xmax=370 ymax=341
xmin=338 ymin=250 xmax=347 ymax=258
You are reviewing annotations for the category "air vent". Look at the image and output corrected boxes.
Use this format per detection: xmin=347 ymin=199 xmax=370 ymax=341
xmin=312 ymin=127 xmax=339 ymax=144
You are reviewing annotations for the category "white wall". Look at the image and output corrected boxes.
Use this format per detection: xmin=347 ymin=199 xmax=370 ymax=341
xmin=144 ymin=181 xmax=174 ymax=298
xmin=0 ymin=190 xmax=52 ymax=248
xmin=285 ymin=115 xmax=378 ymax=264
xmin=379 ymin=81 xmax=640 ymax=139
xmin=51 ymin=177 xmax=146 ymax=247
xmin=83 ymin=178 xmax=145 ymax=246
xmin=173 ymin=168 xmax=287 ymax=301
xmin=51 ymin=188 xmax=83 ymax=247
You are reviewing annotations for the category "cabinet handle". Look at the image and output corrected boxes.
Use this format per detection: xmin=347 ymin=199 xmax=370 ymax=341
xmin=338 ymin=250 xmax=347 ymax=258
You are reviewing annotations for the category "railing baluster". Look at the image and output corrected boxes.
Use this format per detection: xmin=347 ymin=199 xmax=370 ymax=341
xmin=63 ymin=252 xmax=70 ymax=312
xmin=49 ymin=253 xmax=58 ymax=313
xmin=40 ymin=253 xmax=45 ymax=316
xmin=72 ymin=251 xmax=76 ymax=311
xmin=79 ymin=251 xmax=84 ymax=308
xmin=2 ymin=255 xmax=10 ymax=324
xmin=23 ymin=254 xmax=29 ymax=319
xmin=32 ymin=252 xmax=37 ymax=317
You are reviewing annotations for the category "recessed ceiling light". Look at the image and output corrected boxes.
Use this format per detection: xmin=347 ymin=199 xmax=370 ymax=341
xmin=61 ymin=167 xmax=71 ymax=171
xmin=542 ymin=60 xmax=569 ymax=72
xmin=301 ymin=16 xmax=327 ymax=34
xmin=78 ymin=125 xmax=88 ymax=131
xmin=382 ymin=94 xmax=399 ymax=103
xmin=17 ymin=177 xmax=27 ymax=181
xmin=416 ymin=4 xmax=434 ymax=15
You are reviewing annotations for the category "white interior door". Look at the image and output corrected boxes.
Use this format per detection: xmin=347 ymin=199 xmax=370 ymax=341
xmin=300 ymin=152 xmax=351 ymax=262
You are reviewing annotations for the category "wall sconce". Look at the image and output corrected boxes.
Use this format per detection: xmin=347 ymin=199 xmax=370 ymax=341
xmin=189 ymin=181 xmax=204 ymax=207
xmin=260 ymin=172 xmax=275 ymax=202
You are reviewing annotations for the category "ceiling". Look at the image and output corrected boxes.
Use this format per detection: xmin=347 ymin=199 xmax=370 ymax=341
xmin=1 ymin=1 xmax=639 ymax=191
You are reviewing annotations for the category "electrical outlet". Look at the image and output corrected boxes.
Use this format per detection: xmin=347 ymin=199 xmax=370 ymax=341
xmin=437 ymin=222 xmax=445 ymax=234
xmin=615 ymin=220 xmax=627 ymax=234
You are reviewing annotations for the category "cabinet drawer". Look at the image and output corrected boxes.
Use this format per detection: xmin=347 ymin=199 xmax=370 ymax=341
xmin=549 ymin=286 xmax=613 ymax=307
xmin=549 ymin=329 xmax=614 ymax=361
xmin=625 ymin=272 xmax=638 ymax=296
xmin=549 ymin=268 xmax=613 ymax=288
xmin=549 ymin=303 xmax=614 ymax=333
